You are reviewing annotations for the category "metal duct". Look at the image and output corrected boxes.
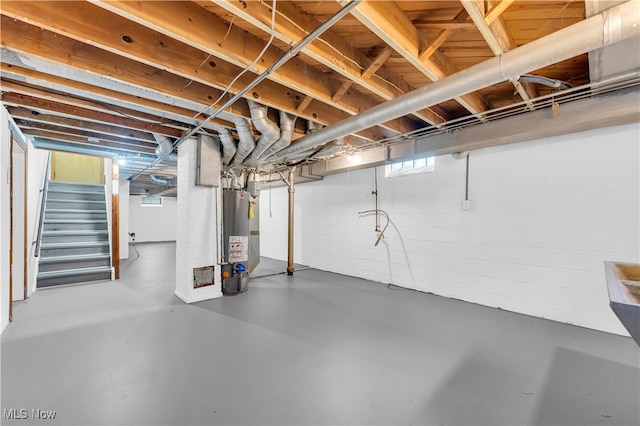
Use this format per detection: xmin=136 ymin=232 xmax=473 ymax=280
xmin=245 ymin=100 xmax=280 ymax=161
xmin=306 ymin=120 xmax=323 ymax=133
xmin=150 ymin=174 xmax=177 ymax=186
xmin=232 ymin=117 xmax=255 ymax=164
xmin=153 ymin=133 xmax=178 ymax=162
xmin=518 ymin=74 xmax=572 ymax=90
xmin=282 ymin=148 xmax=318 ymax=162
xmin=212 ymin=125 xmax=237 ymax=166
xmin=311 ymin=139 xmax=344 ymax=160
xmin=261 ymin=111 xmax=297 ymax=160
xmin=270 ymin=1 xmax=639 ymax=161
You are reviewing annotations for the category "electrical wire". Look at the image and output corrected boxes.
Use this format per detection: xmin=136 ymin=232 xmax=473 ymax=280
xmin=129 ymin=243 xmax=140 ymax=262
xmin=191 ymin=0 xmax=278 ymax=120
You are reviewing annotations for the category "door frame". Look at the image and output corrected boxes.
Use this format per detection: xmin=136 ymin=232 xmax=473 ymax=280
xmin=9 ymin=133 xmax=29 ymax=319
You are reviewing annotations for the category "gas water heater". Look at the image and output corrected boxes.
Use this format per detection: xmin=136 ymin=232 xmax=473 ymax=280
xmin=222 ymin=188 xmax=260 ymax=295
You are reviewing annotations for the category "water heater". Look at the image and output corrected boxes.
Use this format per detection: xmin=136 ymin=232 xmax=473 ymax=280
xmin=222 ymin=189 xmax=259 ymax=295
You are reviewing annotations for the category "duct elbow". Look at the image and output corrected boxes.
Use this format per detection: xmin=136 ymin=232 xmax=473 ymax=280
xmin=232 ymin=117 xmax=256 ymax=164
xmin=213 ymin=125 xmax=237 ymax=166
xmin=150 ymin=174 xmax=177 ymax=186
xmin=246 ymin=100 xmax=280 ymax=161
xmin=261 ymin=111 xmax=298 ymax=160
xmin=153 ymin=133 xmax=176 ymax=161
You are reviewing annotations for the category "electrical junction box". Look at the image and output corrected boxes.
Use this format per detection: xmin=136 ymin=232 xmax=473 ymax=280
xmin=461 ymin=200 xmax=471 ymax=211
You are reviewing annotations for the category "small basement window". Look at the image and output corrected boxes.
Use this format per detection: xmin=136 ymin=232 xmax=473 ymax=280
xmin=385 ymin=156 xmax=434 ymax=178
xmin=141 ymin=196 xmax=163 ymax=207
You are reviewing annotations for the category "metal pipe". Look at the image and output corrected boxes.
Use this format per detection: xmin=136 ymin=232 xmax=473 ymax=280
xmin=168 ymin=0 xmax=362 ymax=152
xmin=518 ymin=74 xmax=571 ymax=90
xmin=246 ymin=100 xmax=280 ymax=161
xmin=287 ymin=167 xmax=296 ymax=275
xmin=34 ymin=151 xmax=52 ymax=258
xmin=311 ymin=138 xmax=344 ymax=159
xmin=270 ymin=1 xmax=640 ymax=160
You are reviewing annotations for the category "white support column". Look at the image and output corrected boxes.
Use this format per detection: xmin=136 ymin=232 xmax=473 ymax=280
xmin=175 ymin=136 xmax=223 ymax=303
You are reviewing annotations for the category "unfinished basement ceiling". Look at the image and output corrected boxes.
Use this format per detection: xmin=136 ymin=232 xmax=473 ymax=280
xmin=0 ymin=0 xmax=603 ymax=193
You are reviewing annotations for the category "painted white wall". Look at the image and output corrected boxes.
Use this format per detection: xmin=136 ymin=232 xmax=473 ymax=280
xmin=1 ymin=105 xmax=12 ymax=332
xmin=175 ymin=137 xmax=222 ymax=303
xmin=119 ymin=180 xmax=130 ymax=259
xmin=11 ymin=141 xmax=26 ymax=302
xmin=129 ymin=195 xmax=177 ymax=242
xmin=26 ymin=146 xmax=49 ymax=297
xmin=260 ymin=123 xmax=640 ymax=335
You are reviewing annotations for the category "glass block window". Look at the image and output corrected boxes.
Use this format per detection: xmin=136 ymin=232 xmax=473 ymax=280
xmin=385 ymin=156 xmax=435 ymax=178
xmin=141 ymin=196 xmax=163 ymax=207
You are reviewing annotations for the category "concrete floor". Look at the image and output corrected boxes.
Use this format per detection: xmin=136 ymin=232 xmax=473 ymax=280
xmin=2 ymin=242 xmax=639 ymax=426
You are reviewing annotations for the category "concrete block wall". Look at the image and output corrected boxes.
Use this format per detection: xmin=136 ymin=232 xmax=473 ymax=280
xmin=260 ymin=123 xmax=640 ymax=335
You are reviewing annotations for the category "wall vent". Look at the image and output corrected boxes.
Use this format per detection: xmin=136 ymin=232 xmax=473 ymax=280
xmin=193 ymin=266 xmax=215 ymax=288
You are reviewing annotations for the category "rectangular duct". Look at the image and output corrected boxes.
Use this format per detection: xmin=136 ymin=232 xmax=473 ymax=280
xmin=196 ymin=134 xmax=220 ymax=187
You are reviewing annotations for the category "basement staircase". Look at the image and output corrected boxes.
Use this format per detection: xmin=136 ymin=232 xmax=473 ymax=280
xmin=37 ymin=181 xmax=112 ymax=288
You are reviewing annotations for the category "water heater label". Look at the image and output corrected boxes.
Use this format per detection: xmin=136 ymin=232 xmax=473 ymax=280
xmin=229 ymin=236 xmax=249 ymax=262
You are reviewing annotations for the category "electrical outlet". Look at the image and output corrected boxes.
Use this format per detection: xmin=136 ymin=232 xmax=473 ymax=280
xmin=461 ymin=200 xmax=471 ymax=211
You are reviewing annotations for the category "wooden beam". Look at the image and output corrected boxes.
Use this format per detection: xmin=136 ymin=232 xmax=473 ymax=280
xmin=8 ymin=107 xmax=156 ymax=143
xmin=412 ymin=20 xmax=476 ymax=30
xmin=361 ymin=46 xmax=394 ymax=80
xmin=418 ymin=8 xmax=468 ymax=62
xmin=14 ymin=119 xmax=158 ymax=150
xmin=1 ymin=1 xmax=413 ymax=136
xmin=1 ymin=92 xmax=184 ymax=137
xmin=1 ymin=79 xmax=187 ymax=131
xmin=90 ymin=1 xmax=417 ymax=134
xmin=22 ymin=129 xmax=156 ymax=155
xmin=341 ymin=0 xmax=488 ymax=117
xmin=111 ymin=161 xmax=119 ymax=279
xmin=296 ymin=96 xmax=314 ymax=113
xmin=485 ymin=0 xmax=516 ymax=25
xmin=210 ymin=0 xmax=447 ymax=125
xmin=419 ymin=29 xmax=455 ymax=62
xmin=332 ymin=81 xmax=352 ymax=103
xmin=0 ymin=16 xmax=381 ymax=141
xmin=460 ymin=0 xmax=537 ymax=106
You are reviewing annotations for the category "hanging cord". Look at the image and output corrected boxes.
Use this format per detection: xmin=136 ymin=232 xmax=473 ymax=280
xmin=192 ymin=0 xmax=278 ymax=120
xmin=358 ymin=209 xmax=390 ymax=247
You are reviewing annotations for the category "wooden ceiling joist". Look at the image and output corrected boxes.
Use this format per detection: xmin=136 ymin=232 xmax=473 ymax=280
xmin=1 ymin=92 xmax=184 ymax=138
xmin=15 ymin=119 xmax=158 ymax=151
xmin=210 ymin=0 xmax=448 ymax=126
xmin=24 ymin=129 xmax=156 ymax=155
xmin=0 ymin=15 xmax=380 ymax=142
xmin=90 ymin=0 xmax=419 ymax=134
xmin=0 ymin=1 xmax=408 ymax=138
xmin=1 ymin=79 xmax=187 ymax=130
xmin=7 ymin=107 xmax=156 ymax=143
xmin=342 ymin=0 xmax=489 ymax=117
xmin=0 ymin=64 xmax=237 ymax=130
xmin=460 ymin=0 xmax=537 ymax=106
